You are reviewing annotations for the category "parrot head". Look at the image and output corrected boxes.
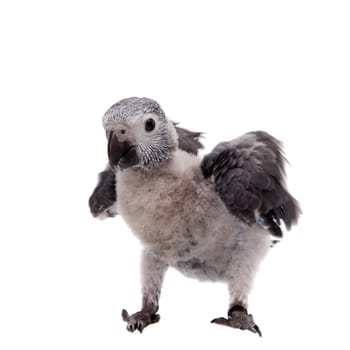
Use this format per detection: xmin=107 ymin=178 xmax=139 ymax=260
xmin=102 ymin=97 xmax=178 ymax=170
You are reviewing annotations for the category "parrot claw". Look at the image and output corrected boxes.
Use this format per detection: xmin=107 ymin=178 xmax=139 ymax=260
xmin=253 ymin=324 xmax=262 ymax=337
xmin=122 ymin=309 xmax=160 ymax=333
xmin=211 ymin=310 xmax=262 ymax=337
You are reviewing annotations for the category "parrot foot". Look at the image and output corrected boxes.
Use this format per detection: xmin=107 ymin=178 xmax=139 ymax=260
xmin=211 ymin=305 xmax=262 ymax=337
xmin=121 ymin=309 xmax=160 ymax=333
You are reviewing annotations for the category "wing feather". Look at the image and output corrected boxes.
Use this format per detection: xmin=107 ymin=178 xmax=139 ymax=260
xmin=201 ymin=131 xmax=301 ymax=237
xmin=89 ymin=166 xmax=117 ymax=217
xmin=174 ymin=124 xmax=203 ymax=155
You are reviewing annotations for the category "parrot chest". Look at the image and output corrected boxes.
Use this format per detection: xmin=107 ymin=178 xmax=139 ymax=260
xmin=116 ymin=167 xmax=203 ymax=245
xmin=115 ymin=159 xmax=223 ymax=255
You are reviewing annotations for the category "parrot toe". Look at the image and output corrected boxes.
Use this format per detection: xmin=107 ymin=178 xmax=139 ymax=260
xmin=211 ymin=308 xmax=262 ymax=337
xmin=122 ymin=309 xmax=160 ymax=333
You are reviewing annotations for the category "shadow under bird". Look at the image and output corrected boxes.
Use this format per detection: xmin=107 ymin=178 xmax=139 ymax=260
xmin=89 ymin=97 xmax=301 ymax=336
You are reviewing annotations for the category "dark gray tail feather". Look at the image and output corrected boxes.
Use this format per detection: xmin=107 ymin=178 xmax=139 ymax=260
xmin=174 ymin=123 xmax=204 ymax=155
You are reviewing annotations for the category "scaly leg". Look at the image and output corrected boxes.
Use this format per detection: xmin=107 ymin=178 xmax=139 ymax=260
xmin=211 ymin=276 xmax=262 ymax=336
xmin=211 ymin=233 xmax=269 ymax=337
xmin=122 ymin=250 xmax=168 ymax=333
xmin=211 ymin=303 xmax=262 ymax=337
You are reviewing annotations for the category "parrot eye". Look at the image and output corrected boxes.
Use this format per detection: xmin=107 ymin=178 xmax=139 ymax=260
xmin=145 ymin=118 xmax=156 ymax=132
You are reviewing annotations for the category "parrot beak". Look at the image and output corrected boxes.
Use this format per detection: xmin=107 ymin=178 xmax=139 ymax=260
xmin=108 ymin=133 xmax=139 ymax=170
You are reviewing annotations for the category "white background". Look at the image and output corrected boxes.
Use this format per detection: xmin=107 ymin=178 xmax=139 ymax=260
xmin=1 ymin=0 xmax=349 ymax=349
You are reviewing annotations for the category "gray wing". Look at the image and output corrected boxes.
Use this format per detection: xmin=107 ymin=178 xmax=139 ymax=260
xmin=89 ymin=126 xmax=203 ymax=218
xmin=174 ymin=124 xmax=203 ymax=155
xmin=89 ymin=166 xmax=117 ymax=217
xmin=201 ymin=131 xmax=301 ymax=237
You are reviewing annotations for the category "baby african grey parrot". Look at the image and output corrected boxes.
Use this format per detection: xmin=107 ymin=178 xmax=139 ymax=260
xmin=89 ymin=97 xmax=301 ymax=336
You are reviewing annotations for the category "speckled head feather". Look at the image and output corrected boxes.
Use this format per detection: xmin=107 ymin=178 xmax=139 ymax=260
xmin=103 ymin=97 xmax=166 ymax=127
